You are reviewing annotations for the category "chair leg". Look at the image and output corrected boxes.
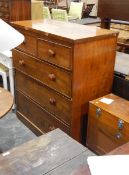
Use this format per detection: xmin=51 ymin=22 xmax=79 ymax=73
xmin=9 ymin=68 xmax=15 ymax=110
xmin=9 ymin=68 xmax=14 ymax=96
xmin=2 ymin=72 xmax=8 ymax=90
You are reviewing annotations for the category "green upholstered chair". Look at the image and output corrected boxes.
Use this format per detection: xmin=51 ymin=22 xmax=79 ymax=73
xmin=68 ymin=2 xmax=83 ymax=20
xmin=43 ymin=6 xmax=51 ymax=19
xmin=51 ymin=8 xmax=68 ymax=22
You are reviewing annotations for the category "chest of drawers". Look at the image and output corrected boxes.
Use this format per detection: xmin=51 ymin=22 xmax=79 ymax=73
xmin=87 ymin=93 xmax=129 ymax=154
xmin=0 ymin=0 xmax=31 ymax=22
xmin=12 ymin=20 xmax=117 ymax=142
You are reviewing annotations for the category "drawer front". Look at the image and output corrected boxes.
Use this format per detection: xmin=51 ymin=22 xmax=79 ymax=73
xmin=87 ymin=104 xmax=129 ymax=154
xmin=15 ymin=71 xmax=71 ymax=125
xmin=38 ymin=39 xmax=72 ymax=70
xmin=13 ymin=50 xmax=72 ymax=97
xmin=17 ymin=34 xmax=37 ymax=56
xmin=16 ymin=91 xmax=70 ymax=135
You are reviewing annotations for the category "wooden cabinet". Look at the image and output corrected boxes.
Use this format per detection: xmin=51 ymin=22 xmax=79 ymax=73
xmin=87 ymin=93 xmax=129 ymax=154
xmin=12 ymin=20 xmax=117 ymax=142
xmin=0 ymin=0 xmax=31 ymax=22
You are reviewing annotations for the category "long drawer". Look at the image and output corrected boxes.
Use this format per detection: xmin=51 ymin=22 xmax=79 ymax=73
xmin=16 ymin=91 xmax=70 ymax=135
xmin=13 ymin=49 xmax=72 ymax=97
xmin=15 ymin=71 xmax=71 ymax=125
xmin=37 ymin=38 xmax=72 ymax=70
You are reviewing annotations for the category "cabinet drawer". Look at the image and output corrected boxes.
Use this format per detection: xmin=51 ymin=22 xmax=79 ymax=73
xmin=16 ymin=91 xmax=70 ymax=135
xmin=13 ymin=50 xmax=72 ymax=97
xmin=38 ymin=39 xmax=72 ymax=70
xmin=87 ymin=104 xmax=129 ymax=154
xmin=17 ymin=34 xmax=37 ymax=56
xmin=15 ymin=71 xmax=71 ymax=125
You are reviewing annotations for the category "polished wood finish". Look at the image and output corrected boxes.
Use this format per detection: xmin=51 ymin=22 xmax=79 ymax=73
xmin=87 ymin=93 xmax=129 ymax=155
xmin=0 ymin=88 xmax=13 ymax=118
xmin=15 ymin=71 xmax=71 ymax=125
xmin=0 ymin=129 xmax=90 ymax=175
xmin=16 ymin=91 xmax=70 ymax=135
xmin=0 ymin=0 xmax=31 ymax=22
xmin=12 ymin=20 xmax=117 ymax=142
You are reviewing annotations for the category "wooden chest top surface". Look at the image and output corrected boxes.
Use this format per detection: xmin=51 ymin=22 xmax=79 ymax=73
xmin=0 ymin=129 xmax=90 ymax=175
xmin=90 ymin=93 xmax=129 ymax=124
xmin=12 ymin=19 xmax=117 ymax=43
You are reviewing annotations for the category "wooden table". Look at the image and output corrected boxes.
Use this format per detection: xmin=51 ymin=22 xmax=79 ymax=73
xmin=0 ymin=87 xmax=13 ymax=118
xmin=0 ymin=129 xmax=91 ymax=175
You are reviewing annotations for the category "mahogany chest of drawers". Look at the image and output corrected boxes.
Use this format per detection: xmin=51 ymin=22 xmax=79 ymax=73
xmin=0 ymin=0 xmax=31 ymax=22
xmin=12 ymin=20 xmax=117 ymax=142
xmin=87 ymin=93 xmax=129 ymax=154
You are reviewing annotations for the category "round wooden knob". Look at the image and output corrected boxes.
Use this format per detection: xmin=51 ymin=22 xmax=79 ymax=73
xmin=49 ymin=98 xmax=56 ymax=105
xmin=19 ymin=60 xmax=25 ymax=66
xmin=48 ymin=49 xmax=56 ymax=57
xmin=48 ymin=73 xmax=56 ymax=81
xmin=49 ymin=126 xmax=56 ymax=131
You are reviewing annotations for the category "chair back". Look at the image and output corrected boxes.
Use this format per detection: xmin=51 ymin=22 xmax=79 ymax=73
xmin=69 ymin=2 xmax=83 ymax=19
xmin=51 ymin=9 xmax=68 ymax=22
xmin=43 ymin=7 xmax=51 ymax=19
xmin=31 ymin=1 xmax=43 ymax=19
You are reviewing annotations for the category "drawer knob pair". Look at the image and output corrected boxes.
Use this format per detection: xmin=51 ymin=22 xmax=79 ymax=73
xmin=118 ymin=119 xmax=124 ymax=129
xmin=48 ymin=49 xmax=56 ymax=57
xmin=19 ymin=60 xmax=25 ymax=66
xmin=49 ymin=98 xmax=56 ymax=105
xmin=48 ymin=73 xmax=56 ymax=81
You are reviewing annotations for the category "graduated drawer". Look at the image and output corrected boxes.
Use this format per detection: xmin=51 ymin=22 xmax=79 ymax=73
xmin=38 ymin=39 xmax=72 ymax=70
xmin=16 ymin=91 xmax=70 ymax=135
xmin=15 ymin=71 xmax=71 ymax=125
xmin=17 ymin=33 xmax=37 ymax=56
xmin=13 ymin=50 xmax=72 ymax=97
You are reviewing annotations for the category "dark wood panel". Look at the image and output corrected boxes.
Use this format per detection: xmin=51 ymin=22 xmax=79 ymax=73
xmin=15 ymin=71 xmax=72 ymax=125
xmin=0 ymin=0 xmax=31 ymax=22
xmin=10 ymin=0 xmax=31 ymax=21
xmin=16 ymin=91 xmax=70 ymax=135
xmin=98 ymin=0 xmax=129 ymax=21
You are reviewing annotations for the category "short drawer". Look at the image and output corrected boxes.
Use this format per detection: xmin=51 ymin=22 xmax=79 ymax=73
xmin=17 ymin=33 xmax=37 ymax=56
xmin=91 ymin=106 xmax=129 ymax=140
xmin=16 ymin=91 xmax=70 ymax=135
xmin=15 ymin=71 xmax=71 ymax=125
xmin=87 ymin=104 xmax=129 ymax=154
xmin=38 ymin=39 xmax=72 ymax=70
xmin=13 ymin=50 xmax=72 ymax=97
